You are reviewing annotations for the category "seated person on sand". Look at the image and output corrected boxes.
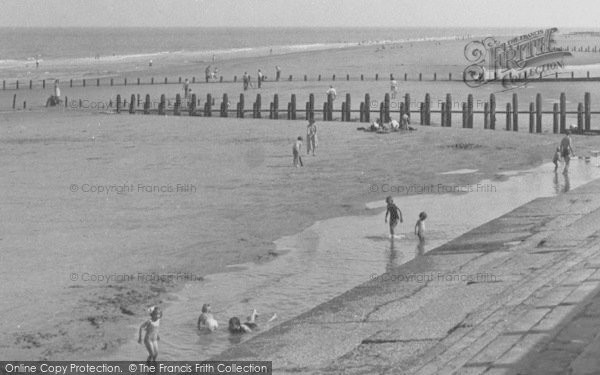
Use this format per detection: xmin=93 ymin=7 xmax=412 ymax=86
xmin=390 ymin=119 xmax=400 ymax=131
xmin=379 ymin=121 xmax=390 ymax=133
xmin=197 ymin=303 xmax=218 ymax=331
xmin=369 ymin=118 xmax=381 ymax=132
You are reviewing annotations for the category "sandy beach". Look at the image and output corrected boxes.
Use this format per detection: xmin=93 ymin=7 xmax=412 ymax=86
xmin=2 ymin=29 xmax=600 ymax=361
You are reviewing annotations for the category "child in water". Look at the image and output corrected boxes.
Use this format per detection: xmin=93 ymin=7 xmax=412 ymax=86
xmin=229 ymin=309 xmax=259 ymax=334
xmin=384 ymin=196 xmax=403 ymax=238
xmin=415 ymin=211 xmax=427 ymax=242
xmin=553 ymin=147 xmax=561 ymax=171
xmin=197 ymin=303 xmax=218 ymax=331
xmin=138 ymin=306 xmax=162 ymax=363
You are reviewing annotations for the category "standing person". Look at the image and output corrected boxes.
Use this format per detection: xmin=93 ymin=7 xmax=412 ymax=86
xmin=560 ymin=130 xmax=575 ymax=174
xmin=401 ymin=113 xmax=410 ymax=130
xmin=552 ymin=147 xmax=561 ymax=172
xmin=384 ymin=196 xmax=403 ymax=238
xmin=138 ymin=306 xmax=161 ymax=364
xmin=205 ymin=65 xmax=212 ymax=83
xmin=415 ymin=212 xmax=427 ymax=242
xmin=390 ymin=79 xmax=398 ymax=98
xmin=306 ymin=119 xmax=318 ymax=156
xmin=326 ymin=85 xmax=337 ymax=100
xmin=276 ymin=66 xmax=281 ymax=81
xmin=257 ymin=69 xmax=263 ymax=88
xmin=293 ymin=136 xmax=303 ymax=167
xmin=243 ymin=72 xmax=249 ymax=91
xmin=183 ymin=79 xmax=189 ymax=99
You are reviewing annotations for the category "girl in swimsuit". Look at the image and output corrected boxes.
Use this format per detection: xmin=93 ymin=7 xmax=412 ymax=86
xmin=138 ymin=306 xmax=162 ymax=363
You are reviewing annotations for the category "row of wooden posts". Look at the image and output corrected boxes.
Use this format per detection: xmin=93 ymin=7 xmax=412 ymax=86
xmin=111 ymin=91 xmax=595 ymax=134
xmin=4 ymin=69 xmax=600 ymax=91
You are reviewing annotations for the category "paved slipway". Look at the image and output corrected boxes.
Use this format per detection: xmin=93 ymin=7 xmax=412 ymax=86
xmin=214 ymin=177 xmax=600 ymax=375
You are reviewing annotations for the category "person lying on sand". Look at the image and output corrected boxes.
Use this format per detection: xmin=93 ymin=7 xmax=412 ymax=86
xmin=197 ymin=303 xmax=218 ymax=331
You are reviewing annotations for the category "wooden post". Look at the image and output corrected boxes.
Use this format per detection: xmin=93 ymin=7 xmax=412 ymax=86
xmin=158 ymin=94 xmax=165 ymax=115
xmin=123 ymin=78 xmax=126 ymax=86
xmin=290 ymin=93 xmax=296 ymax=120
xmin=446 ymin=94 xmax=452 ymax=127
xmin=375 ymin=73 xmax=379 ymax=81
xmin=441 ymin=103 xmax=446 ymax=127
xmin=404 ymin=93 xmax=410 ymax=121
xmin=189 ymin=93 xmax=197 ymax=116
xmin=332 ymin=74 xmax=336 ymax=81
xmin=3 ymin=80 xmax=5 ymax=90
xmin=490 ymin=94 xmax=496 ymax=130
xmin=379 ymin=102 xmax=385 ymax=124
xmin=512 ymin=93 xmax=519 ymax=132
xmin=326 ymin=93 xmax=333 ymax=121
xmin=174 ymin=94 xmax=181 ymax=116
xmin=256 ymin=94 xmax=262 ymax=118
xmin=345 ymin=93 xmax=351 ymax=122
xmin=484 ymin=102 xmax=489 ymax=129
xmin=419 ymin=73 xmax=422 ymax=81
xmin=322 ymin=102 xmax=327 ymax=121
xmin=434 ymin=73 xmax=437 ymax=81
xmin=144 ymin=94 xmax=151 ymax=114
xmin=306 ymin=102 xmax=310 ymax=121
xmin=553 ymin=103 xmax=559 ymax=134
xmin=384 ymin=93 xmax=390 ymax=122
xmin=137 ymin=94 xmax=141 ymax=107
xmin=129 ymin=94 xmax=136 ymax=114
xmin=289 ymin=75 xmax=293 ymax=81
xmin=69 ymin=79 xmax=72 ymax=88
xmin=399 ymin=102 xmax=405 ymax=123
xmin=364 ymin=94 xmax=370 ymax=123
xmin=97 ymin=78 xmax=100 ymax=87
xmin=404 ymin=73 xmax=407 ymax=81
xmin=239 ymin=94 xmax=245 ymax=118
xmin=467 ymin=94 xmax=473 ymax=128
xmin=206 ymin=94 xmax=212 ymax=117
xmin=585 ymin=92 xmax=591 ymax=131
xmin=347 ymin=74 xmax=350 ymax=81
xmin=359 ymin=102 xmax=365 ymax=122
xmin=273 ymin=94 xmax=279 ymax=120
xmin=12 ymin=94 xmax=16 ymax=109
xmin=425 ymin=93 xmax=431 ymax=125
xmin=529 ymin=102 xmax=535 ymax=133
xmin=137 ymin=78 xmax=140 ymax=85
xmin=341 ymin=102 xmax=346 ymax=121
xmin=29 ymin=80 xmax=32 ymax=89
xmin=506 ymin=103 xmax=512 ymax=131
xmin=420 ymin=102 xmax=424 ymax=125
xmin=116 ymin=94 xmax=122 ymax=113
xmin=164 ymin=77 xmax=168 ymax=84
xmin=83 ymin=79 xmax=86 ymax=87
xmin=318 ymin=74 xmax=321 ymax=81
xmin=536 ymin=93 xmax=542 ymax=133
xmin=449 ymin=73 xmax=452 ymax=81
xmin=287 ymin=102 xmax=292 ymax=120
xmin=110 ymin=78 xmax=114 ymax=86
xmin=560 ymin=92 xmax=566 ymax=133
xmin=360 ymin=74 xmax=364 ymax=81
xmin=304 ymin=75 xmax=307 ymax=81
xmin=462 ymin=102 xmax=467 ymax=128
xmin=222 ymin=94 xmax=229 ymax=117
xmin=577 ymin=102 xmax=583 ymax=131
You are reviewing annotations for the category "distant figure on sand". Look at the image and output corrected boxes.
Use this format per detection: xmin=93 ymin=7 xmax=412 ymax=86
xmin=205 ymin=65 xmax=212 ymax=83
xmin=293 ymin=136 xmax=303 ymax=167
xmin=197 ymin=303 xmax=218 ymax=331
xmin=257 ymin=69 xmax=263 ymax=88
xmin=384 ymin=196 xmax=403 ymax=238
xmin=415 ymin=211 xmax=427 ymax=242
xmin=306 ymin=119 xmax=318 ymax=156
xmin=54 ymin=80 xmax=61 ymax=99
xmin=390 ymin=79 xmax=398 ymax=98
xmin=401 ymin=113 xmax=410 ymax=130
xmin=243 ymin=72 xmax=249 ymax=91
xmin=390 ymin=119 xmax=400 ymax=131
xmin=560 ymin=130 xmax=574 ymax=173
xmin=138 ymin=306 xmax=161 ymax=363
xmin=276 ymin=65 xmax=281 ymax=81
xmin=370 ymin=118 xmax=381 ymax=132
xmin=326 ymin=85 xmax=337 ymax=100
xmin=552 ymin=147 xmax=561 ymax=171
xmin=183 ymin=79 xmax=189 ymax=99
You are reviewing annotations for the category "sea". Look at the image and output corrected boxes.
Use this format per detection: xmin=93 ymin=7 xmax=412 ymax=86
xmin=0 ymin=26 xmax=576 ymax=64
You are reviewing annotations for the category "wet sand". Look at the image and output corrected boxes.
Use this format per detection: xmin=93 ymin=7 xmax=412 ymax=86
xmin=2 ymin=108 xmax=600 ymax=359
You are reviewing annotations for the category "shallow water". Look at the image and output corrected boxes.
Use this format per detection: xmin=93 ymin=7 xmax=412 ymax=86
xmin=109 ymin=159 xmax=600 ymax=360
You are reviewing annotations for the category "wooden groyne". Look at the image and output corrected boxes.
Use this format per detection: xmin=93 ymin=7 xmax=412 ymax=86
xmin=103 ymin=90 xmax=598 ymax=134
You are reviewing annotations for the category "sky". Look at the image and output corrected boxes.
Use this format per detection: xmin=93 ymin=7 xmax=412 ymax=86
xmin=0 ymin=0 xmax=599 ymax=28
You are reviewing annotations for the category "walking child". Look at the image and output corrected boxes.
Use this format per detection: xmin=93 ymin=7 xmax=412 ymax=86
xmin=552 ymin=147 xmax=561 ymax=171
xmin=384 ymin=196 xmax=403 ymax=238
xmin=293 ymin=136 xmax=303 ymax=167
xmin=138 ymin=306 xmax=162 ymax=363
xmin=415 ymin=211 xmax=427 ymax=242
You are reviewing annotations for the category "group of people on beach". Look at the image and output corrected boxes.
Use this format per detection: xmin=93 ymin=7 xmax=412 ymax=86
xmin=138 ymin=304 xmax=276 ymax=363
xmin=553 ymin=128 xmax=575 ymax=174
xmin=292 ymin=118 xmax=318 ymax=167
xmin=363 ymin=113 xmax=412 ymax=133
